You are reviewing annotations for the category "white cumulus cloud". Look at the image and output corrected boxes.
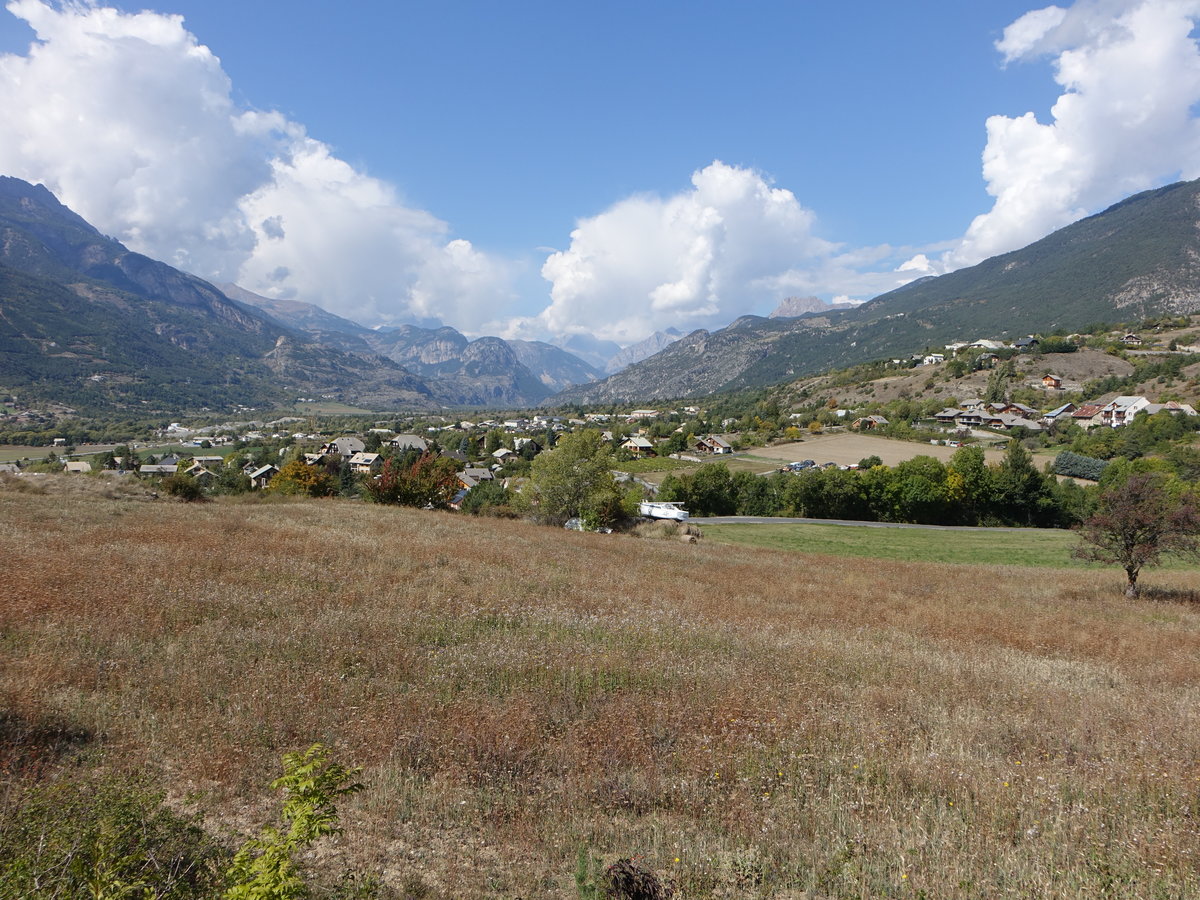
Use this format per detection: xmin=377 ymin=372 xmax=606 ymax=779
xmin=939 ymin=0 xmax=1200 ymax=271
xmin=0 ymin=0 xmax=514 ymax=329
xmin=534 ymin=161 xmax=843 ymax=344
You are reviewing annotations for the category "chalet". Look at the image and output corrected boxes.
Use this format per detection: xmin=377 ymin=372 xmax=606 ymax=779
xmin=922 ymin=353 xmax=945 ymax=366
xmin=512 ymin=437 xmax=541 ymax=454
xmin=322 ymin=436 xmax=365 ymax=458
xmin=1041 ymin=374 xmax=1063 ymax=389
xmin=1120 ymin=333 xmax=1143 ymax=346
xmin=970 ymin=339 xmax=1005 ymax=350
xmin=989 ymin=401 xmax=1040 ymax=419
xmin=492 ymin=447 xmax=518 ymax=463
xmin=1072 ymin=404 xmax=1106 ymax=429
xmin=1099 ymin=396 xmax=1150 ymax=428
xmin=347 ymin=452 xmax=382 ymax=475
xmin=851 ymin=415 xmax=890 ymax=431
xmin=694 ymin=435 xmax=733 ymax=454
xmin=1042 ymin=402 xmax=1078 ymax=424
xmin=995 ymin=414 xmax=1043 ymax=432
xmin=934 ymin=408 xmax=964 ymax=425
xmin=621 ymin=436 xmax=657 ymax=458
xmin=184 ymin=465 xmax=216 ymax=486
xmin=957 ymin=410 xmax=999 ymax=428
xmin=1144 ymin=401 xmax=1199 ymax=417
xmin=459 ymin=467 xmax=494 ymax=486
xmin=1013 ymin=336 xmax=1040 ymax=350
xmin=138 ymin=464 xmax=178 ymax=477
xmin=248 ymin=464 xmax=278 ymax=489
xmin=388 ymin=434 xmax=428 ymax=453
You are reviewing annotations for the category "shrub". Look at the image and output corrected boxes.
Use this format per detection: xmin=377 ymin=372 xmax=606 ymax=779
xmin=224 ymin=744 xmax=364 ymax=900
xmin=1053 ymin=450 xmax=1108 ymax=481
xmin=0 ymin=771 xmax=227 ymax=899
xmin=162 ymin=473 xmax=206 ymax=502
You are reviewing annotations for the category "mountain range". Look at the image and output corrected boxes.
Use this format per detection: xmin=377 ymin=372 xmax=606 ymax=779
xmin=554 ymin=178 xmax=1200 ymax=403
xmin=0 ymin=176 xmax=607 ymax=411
xmin=6 ymin=173 xmax=1200 ymax=413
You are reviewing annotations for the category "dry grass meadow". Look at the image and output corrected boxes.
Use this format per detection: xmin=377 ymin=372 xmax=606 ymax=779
xmin=4 ymin=477 xmax=1200 ymax=897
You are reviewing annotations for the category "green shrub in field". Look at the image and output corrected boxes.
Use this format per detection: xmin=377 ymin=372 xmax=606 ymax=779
xmin=1054 ymin=450 xmax=1108 ymax=481
xmin=162 ymin=473 xmax=206 ymax=502
xmin=224 ymin=744 xmax=364 ymax=900
xmin=0 ymin=771 xmax=227 ymax=899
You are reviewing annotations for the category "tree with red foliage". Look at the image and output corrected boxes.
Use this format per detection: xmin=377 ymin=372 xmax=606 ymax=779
xmin=362 ymin=452 xmax=460 ymax=509
xmin=1073 ymin=472 xmax=1200 ymax=597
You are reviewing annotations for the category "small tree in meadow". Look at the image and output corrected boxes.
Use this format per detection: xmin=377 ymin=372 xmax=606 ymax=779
xmin=1073 ymin=472 xmax=1200 ymax=597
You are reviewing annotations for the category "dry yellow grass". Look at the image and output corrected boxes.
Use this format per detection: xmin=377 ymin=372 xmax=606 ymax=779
xmin=3 ymin=481 xmax=1200 ymax=897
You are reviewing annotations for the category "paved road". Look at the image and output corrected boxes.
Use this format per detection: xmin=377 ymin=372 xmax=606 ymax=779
xmin=692 ymin=516 xmax=1059 ymax=532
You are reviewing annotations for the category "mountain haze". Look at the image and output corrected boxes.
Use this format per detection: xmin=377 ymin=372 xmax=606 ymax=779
xmin=224 ymin=285 xmax=600 ymax=405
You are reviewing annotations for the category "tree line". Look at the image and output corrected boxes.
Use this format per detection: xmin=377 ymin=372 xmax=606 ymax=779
xmin=657 ymin=443 xmax=1087 ymax=528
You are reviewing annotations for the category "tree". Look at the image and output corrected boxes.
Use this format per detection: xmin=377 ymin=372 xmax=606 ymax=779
xmin=529 ymin=430 xmax=621 ymax=525
xmin=993 ymin=440 xmax=1054 ymax=526
xmin=269 ymin=460 xmax=334 ymax=498
xmin=363 ymin=452 xmax=460 ymax=509
xmin=1073 ymin=472 xmax=1200 ymax=597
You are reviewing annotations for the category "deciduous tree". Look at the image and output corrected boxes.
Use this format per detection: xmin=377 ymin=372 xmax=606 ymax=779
xmin=1073 ymin=472 xmax=1200 ymax=597
xmin=363 ymin=452 xmax=460 ymax=509
xmin=530 ymin=430 xmax=621 ymax=524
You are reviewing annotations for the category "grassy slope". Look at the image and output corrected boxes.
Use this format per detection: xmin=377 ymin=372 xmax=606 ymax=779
xmin=4 ymin=482 xmax=1200 ymax=898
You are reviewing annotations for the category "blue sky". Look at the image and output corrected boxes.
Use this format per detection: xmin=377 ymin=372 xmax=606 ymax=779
xmin=2 ymin=1 xmax=1199 ymax=345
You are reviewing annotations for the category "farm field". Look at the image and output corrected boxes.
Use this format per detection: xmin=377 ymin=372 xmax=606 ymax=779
xmin=4 ymin=481 xmax=1200 ymax=898
xmin=751 ymin=432 xmax=1009 ymax=468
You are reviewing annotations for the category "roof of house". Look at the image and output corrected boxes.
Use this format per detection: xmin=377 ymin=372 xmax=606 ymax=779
xmin=389 ymin=434 xmax=428 ymax=450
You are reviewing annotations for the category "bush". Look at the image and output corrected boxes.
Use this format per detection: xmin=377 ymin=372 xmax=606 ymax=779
xmin=1053 ymin=450 xmax=1108 ymax=481
xmin=162 ymin=473 xmax=206 ymax=502
xmin=0 ymin=771 xmax=228 ymax=899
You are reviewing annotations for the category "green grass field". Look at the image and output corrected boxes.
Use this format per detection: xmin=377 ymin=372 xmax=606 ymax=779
xmin=613 ymin=457 xmax=695 ymax=475
xmin=704 ymin=522 xmax=1091 ymax=568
